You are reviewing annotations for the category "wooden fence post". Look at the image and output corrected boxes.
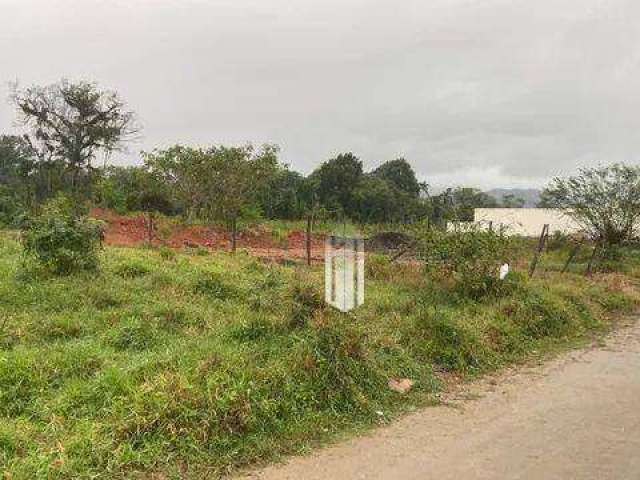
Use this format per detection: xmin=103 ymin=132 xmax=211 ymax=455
xmin=529 ymin=224 xmax=549 ymax=278
xmin=585 ymin=243 xmax=600 ymax=276
xmin=306 ymin=214 xmax=312 ymax=266
xmin=147 ymin=211 xmax=154 ymax=247
xmin=231 ymin=217 xmax=237 ymax=254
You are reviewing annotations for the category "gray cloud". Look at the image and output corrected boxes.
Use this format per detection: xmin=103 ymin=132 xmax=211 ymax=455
xmin=1 ymin=0 xmax=639 ymax=189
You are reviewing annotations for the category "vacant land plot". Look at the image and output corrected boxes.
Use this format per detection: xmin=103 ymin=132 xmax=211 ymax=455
xmin=0 ymin=232 xmax=639 ymax=478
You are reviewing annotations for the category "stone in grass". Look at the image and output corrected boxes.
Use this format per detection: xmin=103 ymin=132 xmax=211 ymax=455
xmin=388 ymin=378 xmax=414 ymax=394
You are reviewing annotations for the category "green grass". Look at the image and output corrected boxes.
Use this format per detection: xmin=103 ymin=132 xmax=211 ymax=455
xmin=0 ymin=232 xmax=638 ymax=478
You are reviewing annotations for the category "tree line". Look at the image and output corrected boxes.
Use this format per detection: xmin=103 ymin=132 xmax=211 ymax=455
xmin=0 ymin=79 xmax=526 ymax=229
xmin=7 ymin=78 xmax=639 ymax=252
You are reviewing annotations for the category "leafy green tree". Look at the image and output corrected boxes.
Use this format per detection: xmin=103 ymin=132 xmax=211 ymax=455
xmin=94 ymin=166 xmax=174 ymax=215
xmin=11 ymin=79 xmax=138 ymax=197
xmin=427 ymin=188 xmax=454 ymax=226
xmin=310 ymin=152 xmax=363 ymax=216
xmin=144 ymin=144 xmax=278 ymax=250
xmin=427 ymin=187 xmax=498 ymax=224
xmin=94 ymin=166 xmax=137 ymax=213
xmin=372 ymin=158 xmax=422 ymax=197
xmin=353 ymin=176 xmax=398 ymax=223
xmin=257 ymin=168 xmax=308 ymax=219
xmin=0 ymin=135 xmax=36 ymax=224
xmin=0 ymin=135 xmax=34 ymax=185
xmin=540 ymin=163 xmax=640 ymax=246
xmin=449 ymin=188 xmax=499 ymax=221
xmin=353 ymin=175 xmax=429 ymax=224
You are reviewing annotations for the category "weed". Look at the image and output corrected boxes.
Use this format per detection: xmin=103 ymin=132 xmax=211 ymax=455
xmin=114 ymin=261 xmax=150 ymax=278
xmin=413 ymin=308 xmax=487 ymax=372
xmin=193 ymin=272 xmax=239 ymax=299
xmin=158 ymin=246 xmax=176 ymax=261
xmin=106 ymin=317 xmax=156 ymax=351
xmin=366 ymin=253 xmax=392 ymax=280
xmin=289 ymin=283 xmax=324 ymax=328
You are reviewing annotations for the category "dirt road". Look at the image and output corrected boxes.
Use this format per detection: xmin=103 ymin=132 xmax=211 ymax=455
xmin=244 ymin=319 xmax=640 ymax=480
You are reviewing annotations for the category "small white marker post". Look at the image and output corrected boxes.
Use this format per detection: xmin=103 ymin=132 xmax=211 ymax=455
xmin=499 ymin=263 xmax=510 ymax=280
xmin=325 ymin=235 xmax=365 ymax=312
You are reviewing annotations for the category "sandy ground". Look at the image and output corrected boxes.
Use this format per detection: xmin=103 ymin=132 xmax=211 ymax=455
xmin=242 ymin=318 xmax=640 ymax=480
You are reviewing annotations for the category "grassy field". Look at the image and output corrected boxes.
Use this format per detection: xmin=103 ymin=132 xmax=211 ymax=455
xmin=1 ymin=231 xmax=639 ymax=478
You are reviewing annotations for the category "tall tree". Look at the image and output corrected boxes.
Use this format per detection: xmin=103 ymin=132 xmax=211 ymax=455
xmin=144 ymin=144 xmax=279 ymax=250
xmin=257 ymin=168 xmax=308 ymax=219
xmin=310 ymin=152 xmax=363 ymax=216
xmin=0 ymin=135 xmax=36 ymax=223
xmin=372 ymin=158 xmax=422 ymax=197
xmin=540 ymin=163 xmax=640 ymax=246
xmin=354 ymin=176 xmax=398 ymax=223
xmin=0 ymin=135 xmax=34 ymax=188
xmin=11 ymin=79 xmax=138 ymax=197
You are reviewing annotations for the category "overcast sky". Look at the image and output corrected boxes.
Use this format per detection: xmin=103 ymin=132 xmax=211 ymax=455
xmin=1 ymin=0 xmax=639 ymax=189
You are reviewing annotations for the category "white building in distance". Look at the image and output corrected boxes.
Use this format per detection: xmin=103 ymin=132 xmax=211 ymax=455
xmin=448 ymin=208 xmax=581 ymax=237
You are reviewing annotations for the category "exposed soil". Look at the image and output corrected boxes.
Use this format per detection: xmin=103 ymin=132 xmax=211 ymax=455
xmin=91 ymin=209 xmax=327 ymax=261
xmin=242 ymin=317 xmax=640 ymax=480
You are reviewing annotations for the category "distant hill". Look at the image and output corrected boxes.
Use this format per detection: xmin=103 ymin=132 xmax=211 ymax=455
xmin=485 ymin=188 xmax=541 ymax=207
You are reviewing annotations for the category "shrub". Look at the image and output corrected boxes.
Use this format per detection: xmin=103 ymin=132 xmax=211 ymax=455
xmin=511 ymin=290 xmax=573 ymax=339
xmin=21 ymin=196 xmax=102 ymax=275
xmin=158 ymin=246 xmax=176 ymax=261
xmin=416 ymin=227 xmax=516 ymax=299
xmin=114 ymin=261 xmax=150 ymax=278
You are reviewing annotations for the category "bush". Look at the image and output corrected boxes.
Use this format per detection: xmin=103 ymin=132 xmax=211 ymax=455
xmin=416 ymin=227 xmax=516 ymax=299
xmin=21 ymin=196 xmax=103 ymax=275
xmin=114 ymin=261 xmax=150 ymax=278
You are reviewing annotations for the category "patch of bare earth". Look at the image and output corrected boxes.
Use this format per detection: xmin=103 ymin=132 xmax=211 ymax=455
xmin=91 ymin=209 xmax=326 ymax=261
